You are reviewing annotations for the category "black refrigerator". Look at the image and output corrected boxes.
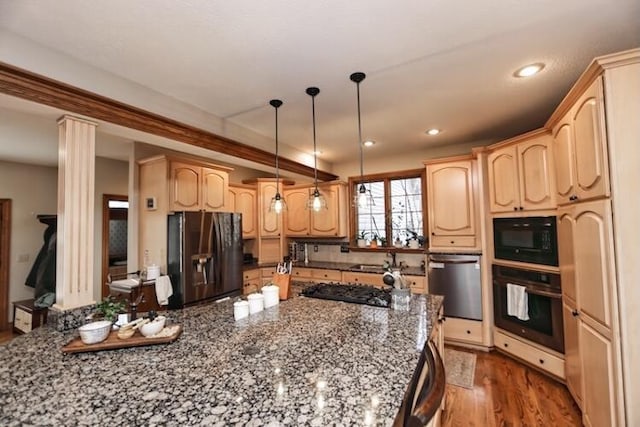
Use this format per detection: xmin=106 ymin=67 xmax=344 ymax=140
xmin=167 ymin=211 xmax=243 ymax=308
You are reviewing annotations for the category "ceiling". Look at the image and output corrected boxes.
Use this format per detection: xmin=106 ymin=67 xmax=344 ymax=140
xmin=1 ymin=0 xmax=639 ymax=168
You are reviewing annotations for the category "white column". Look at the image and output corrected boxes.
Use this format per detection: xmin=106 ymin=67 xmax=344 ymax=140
xmin=54 ymin=115 xmax=97 ymax=310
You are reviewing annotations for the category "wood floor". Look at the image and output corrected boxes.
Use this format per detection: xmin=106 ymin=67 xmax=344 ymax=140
xmin=0 ymin=327 xmax=18 ymax=345
xmin=442 ymin=347 xmax=582 ymax=427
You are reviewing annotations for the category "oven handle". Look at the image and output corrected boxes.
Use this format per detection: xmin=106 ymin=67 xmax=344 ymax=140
xmin=495 ymin=280 xmax=562 ymax=299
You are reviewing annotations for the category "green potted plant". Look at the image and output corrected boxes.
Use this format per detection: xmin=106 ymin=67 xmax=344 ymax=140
xmin=94 ymin=296 xmax=127 ymax=322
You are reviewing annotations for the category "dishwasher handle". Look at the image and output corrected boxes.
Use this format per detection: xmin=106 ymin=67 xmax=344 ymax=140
xmin=429 ymin=257 xmax=479 ymax=265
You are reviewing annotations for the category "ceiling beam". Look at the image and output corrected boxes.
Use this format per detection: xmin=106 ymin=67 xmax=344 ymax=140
xmin=0 ymin=61 xmax=338 ymax=181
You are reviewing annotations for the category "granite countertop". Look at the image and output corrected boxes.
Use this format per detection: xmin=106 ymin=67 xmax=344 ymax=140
xmin=0 ymin=293 xmax=442 ymax=426
xmin=245 ymin=261 xmax=426 ymax=277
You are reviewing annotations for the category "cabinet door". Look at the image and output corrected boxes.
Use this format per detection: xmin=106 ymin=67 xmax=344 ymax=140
xmin=259 ymin=182 xmax=281 ymax=237
xmin=517 ymin=135 xmax=556 ymax=210
xmin=170 ymin=162 xmax=200 ymax=211
xmin=427 ymin=160 xmax=476 ymax=237
xmin=311 ymin=186 xmax=341 ymax=236
xmin=552 ymin=116 xmax=576 ymax=205
xmin=562 ymin=301 xmax=582 ymax=406
xmin=201 ymin=167 xmax=228 ymax=211
xmin=229 ymin=186 xmax=257 ymax=238
xmin=573 ymin=76 xmax=610 ymax=201
xmin=284 ymin=188 xmax=310 ymax=236
xmin=488 ymin=145 xmax=519 ymax=212
xmin=557 ymin=208 xmax=577 ymax=304
xmin=573 ymin=200 xmax=615 ymax=330
xmin=580 ymin=321 xmax=617 ymax=427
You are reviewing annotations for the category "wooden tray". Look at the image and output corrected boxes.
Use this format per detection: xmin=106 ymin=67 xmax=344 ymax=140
xmin=61 ymin=324 xmax=182 ymax=354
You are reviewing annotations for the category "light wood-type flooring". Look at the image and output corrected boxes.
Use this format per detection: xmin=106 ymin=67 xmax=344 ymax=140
xmin=442 ymin=347 xmax=581 ymax=427
xmin=0 ymin=329 xmax=582 ymax=426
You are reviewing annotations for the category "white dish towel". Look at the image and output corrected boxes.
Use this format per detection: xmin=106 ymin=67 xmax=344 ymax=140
xmin=506 ymin=283 xmax=530 ymax=321
xmin=155 ymin=275 xmax=173 ymax=306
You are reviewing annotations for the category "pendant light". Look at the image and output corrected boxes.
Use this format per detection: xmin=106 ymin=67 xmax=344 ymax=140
xmin=269 ymin=99 xmax=286 ymax=214
xmin=306 ymin=87 xmax=327 ymax=211
xmin=350 ymin=72 xmax=374 ymax=208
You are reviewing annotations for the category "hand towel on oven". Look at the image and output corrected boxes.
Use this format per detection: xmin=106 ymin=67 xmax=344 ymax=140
xmin=507 ymin=283 xmax=529 ymax=321
xmin=155 ymin=275 xmax=173 ymax=306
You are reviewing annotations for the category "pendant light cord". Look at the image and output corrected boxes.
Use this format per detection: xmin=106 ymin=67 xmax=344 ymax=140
xmin=356 ymin=80 xmax=364 ymax=179
xmin=275 ymin=105 xmax=280 ymax=187
xmin=312 ymin=93 xmax=318 ymax=190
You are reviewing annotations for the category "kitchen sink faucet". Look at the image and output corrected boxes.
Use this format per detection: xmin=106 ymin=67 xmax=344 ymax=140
xmin=387 ymin=251 xmax=397 ymax=268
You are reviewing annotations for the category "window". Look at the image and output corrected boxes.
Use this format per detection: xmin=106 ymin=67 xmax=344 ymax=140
xmin=349 ymin=169 xmax=426 ymax=249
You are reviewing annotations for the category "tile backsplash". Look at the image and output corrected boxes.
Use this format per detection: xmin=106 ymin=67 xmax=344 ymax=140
xmin=299 ymin=243 xmax=425 ymax=268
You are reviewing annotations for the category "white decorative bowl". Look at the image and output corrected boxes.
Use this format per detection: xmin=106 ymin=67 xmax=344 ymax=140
xmin=140 ymin=316 xmax=166 ymax=337
xmin=78 ymin=320 xmax=112 ymax=345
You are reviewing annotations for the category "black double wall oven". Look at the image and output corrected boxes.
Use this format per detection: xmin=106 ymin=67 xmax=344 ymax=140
xmin=492 ymin=216 xmax=563 ymax=353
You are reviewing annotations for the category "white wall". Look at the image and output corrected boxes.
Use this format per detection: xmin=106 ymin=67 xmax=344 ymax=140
xmin=93 ymin=157 xmax=129 ymax=299
xmin=0 ymin=160 xmax=58 ymax=322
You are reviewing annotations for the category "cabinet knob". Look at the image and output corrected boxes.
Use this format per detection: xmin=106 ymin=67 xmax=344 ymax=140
xmin=504 ymin=343 xmax=509 ymax=348
xmin=570 ymin=195 xmax=578 ymax=201
xmin=519 ymin=206 xmax=524 ymax=211
xmin=539 ymin=359 xmax=545 ymax=365
xmin=572 ymin=310 xmax=579 ymax=317
xmin=513 ymin=207 xmax=518 ymax=211
xmin=431 ymin=232 xmax=435 ymax=236
xmin=450 ymin=241 xmax=455 ymax=244
xmin=466 ymin=330 xmax=471 ymax=334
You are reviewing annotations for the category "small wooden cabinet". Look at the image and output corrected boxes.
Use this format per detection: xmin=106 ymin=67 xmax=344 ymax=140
xmin=404 ymin=274 xmax=426 ymax=294
xmin=341 ymin=271 xmax=384 ymax=287
xmin=242 ymin=269 xmax=260 ymax=295
xmin=284 ymin=182 xmax=348 ymax=237
xmin=169 ymin=161 xmax=230 ymax=212
xmin=13 ymin=299 xmax=47 ymax=334
xmin=552 ymin=76 xmax=610 ymax=205
xmin=425 ymin=156 xmax=478 ymax=249
xmin=228 ymin=184 xmax=257 ymax=239
xmin=487 ymin=131 xmax=556 ymax=212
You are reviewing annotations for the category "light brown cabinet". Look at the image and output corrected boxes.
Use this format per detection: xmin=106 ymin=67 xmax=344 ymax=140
xmin=487 ymin=132 xmax=556 ymax=212
xmin=552 ymin=76 xmax=610 ymax=205
xmin=242 ymin=269 xmax=260 ymax=295
xmin=558 ymin=200 xmax=620 ymax=426
xmin=170 ymin=161 xmax=229 ymax=212
xmin=341 ymin=271 xmax=384 ymax=287
xmin=283 ymin=182 xmax=348 ymax=237
xmin=228 ymin=184 xmax=257 ymax=239
xmin=426 ymin=157 xmax=477 ymax=249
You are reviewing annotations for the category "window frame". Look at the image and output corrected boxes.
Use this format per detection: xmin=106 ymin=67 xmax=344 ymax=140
xmin=348 ymin=168 xmax=427 ymax=252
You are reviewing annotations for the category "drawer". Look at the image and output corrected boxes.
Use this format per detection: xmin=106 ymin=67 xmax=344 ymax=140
xmin=404 ymin=275 xmax=426 ymax=294
xmin=443 ymin=317 xmax=483 ymax=345
xmin=243 ymin=280 xmax=260 ymax=295
xmin=260 ymin=267 xmax=278 ymax=278
xmin=430 ymin=235 xmax=476 ymax=248
xmin=291 ymin=268 xmax=313 ymax=280
xmin=494 ymin=330 xmax=565 ymax=379
xmin=342 ymin=272 xmax=384 ymax=287
xmin=243 ymin=269 xmax=260 ymax=281
xmin=311 ymin=269 xmax=341 ymax=281
xmin=14 ymin=308 xmax=33 ymax=333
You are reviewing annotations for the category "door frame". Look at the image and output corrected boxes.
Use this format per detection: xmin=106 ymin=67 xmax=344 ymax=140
xmin=0 ymin=199 xmax=11 ymax=331
xmin=101 ymin=194 xmax=128 ymax=298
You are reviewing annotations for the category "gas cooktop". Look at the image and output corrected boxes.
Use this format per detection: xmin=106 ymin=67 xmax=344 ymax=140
xmin=301 ymin=283 xmax=391 ymax=308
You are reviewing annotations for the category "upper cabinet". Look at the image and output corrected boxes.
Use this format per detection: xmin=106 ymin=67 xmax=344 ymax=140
xmin=170 ymin=162 xmax=229 ymax=212
xmin=283 ymin=182 xmax=348 ymax=237
xmin=487 ymin=131 xmax=556 ymax=213
xmin=552 ymin=76 xmax=610 ymax=205
xmin=228 ymin=184 xmax=257 ymax=239
xmin=426 ymin=156 xmax=478 ymax=249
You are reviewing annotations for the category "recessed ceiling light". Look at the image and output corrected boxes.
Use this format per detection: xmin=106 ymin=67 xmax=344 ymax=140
xmin=426 ymin=128 xmax=440 ymax=136
xmin=363 ymin=140 xmax=375 ymax=147
xmin=514 ymin=63 xmax=545 ymax=78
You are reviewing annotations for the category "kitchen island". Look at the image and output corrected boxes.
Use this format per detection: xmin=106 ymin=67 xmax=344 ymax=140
xmin=0 ymin=292 xmax=443 ymax=426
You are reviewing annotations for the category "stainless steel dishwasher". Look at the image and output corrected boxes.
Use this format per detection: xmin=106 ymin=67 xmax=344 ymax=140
xmin=428 ymin=253 xmax=482 ymax=321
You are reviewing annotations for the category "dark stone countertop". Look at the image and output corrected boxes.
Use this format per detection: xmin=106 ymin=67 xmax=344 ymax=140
xmin=0 ymin=293 xmax=443 ymax=426
xmin=245 ymin=261 xmax=426 ymax=277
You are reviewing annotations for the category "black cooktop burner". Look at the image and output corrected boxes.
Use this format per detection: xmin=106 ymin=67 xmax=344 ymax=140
xmin=301 ymin=283 xmax=391 ymax=308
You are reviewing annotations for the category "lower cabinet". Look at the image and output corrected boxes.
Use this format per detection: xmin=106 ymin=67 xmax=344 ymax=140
xmin=242 ymin=269 xmax=260 ymax=295
xmin=443 ymin=317 xmax=483 ymax=346
xmin=404 ymin=275 xmax=426 ymax=294
xmin=341 ymin=271 xmax=384 ymax=287
xmin=562 ymin=300 xmax=582 ymax=406
xmin=13 ymin=299 xmax=48 ymax=334
xmin=494 ymin=330 xmax=565 ymax=379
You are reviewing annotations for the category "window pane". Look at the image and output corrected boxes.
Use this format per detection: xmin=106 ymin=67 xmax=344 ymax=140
xmin=390 ymin=177 xmax=423 ymax=245
xmin=356 ymin=181 xmax=386 ymax=241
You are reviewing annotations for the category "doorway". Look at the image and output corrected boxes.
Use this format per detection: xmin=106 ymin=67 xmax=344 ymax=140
xmin=101 ymin=195 xmax=128 ymax=298
xmin=0 ymin=199 xmax=11 ymax=331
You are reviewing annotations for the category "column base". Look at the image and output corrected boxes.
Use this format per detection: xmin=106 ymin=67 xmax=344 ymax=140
xmin=47 ymin=303 xmax=97 ymax=332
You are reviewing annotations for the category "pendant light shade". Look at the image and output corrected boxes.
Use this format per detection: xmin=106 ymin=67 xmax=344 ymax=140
xmin=350 ymin=72 xmax=374 ymax=208
xmin=306 ymin=87 xmax=327 ymax=212
xmin=269 ymin=99 xmax=287 ymax=214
